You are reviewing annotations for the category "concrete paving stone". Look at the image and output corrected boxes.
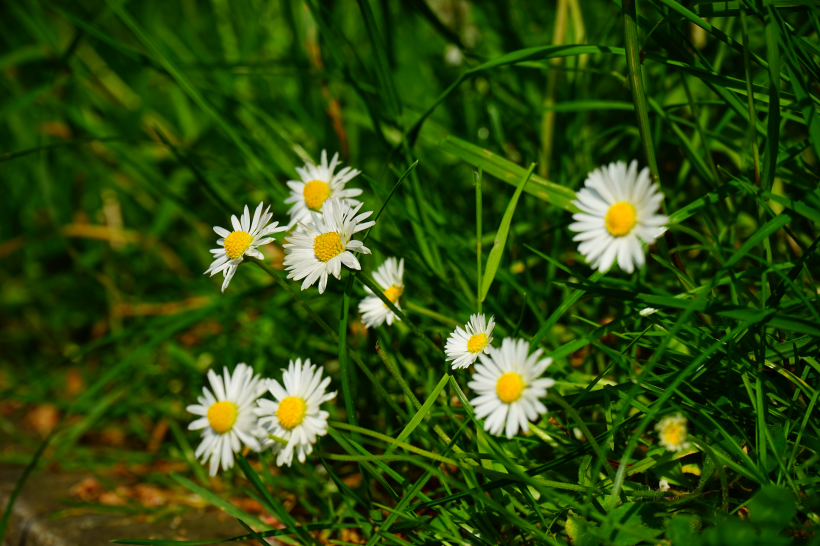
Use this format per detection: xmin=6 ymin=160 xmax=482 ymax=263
xmin=0 ymin=465 xmax=255 ymax=546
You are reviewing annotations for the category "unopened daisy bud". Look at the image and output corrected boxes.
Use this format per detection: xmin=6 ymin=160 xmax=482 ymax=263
xmin=283 ymin=197 xmax=374 ymax=294
xmin=205 ymin=202 xmax=287 ymax=292
xmin=255 ymin=358 xmax=337 ymax=467
xmin=468 ymin=338 xmax=556 ymax=439
xmin=446 ymin=313 xmax=495 ymax=369
xmin=569 ymin=160 xmax=668 ymax=274
xmin=285 ymin=150 xmax=363 ymax=227
xmin=655 ymin=413 xmax=691 ymax=452
xmin=358 ymin=257 xmax=405 ymax=328
xmin=186 ymin=364 xmax=267 ymax=476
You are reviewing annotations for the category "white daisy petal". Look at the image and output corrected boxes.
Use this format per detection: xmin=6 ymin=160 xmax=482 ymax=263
xmin=568 ymin=161 xmax=667 ymax=274
xmin=283 ymin=198 xmax=374 ymax=293
xmin=204 ymin=202 xmax=285 ymax=293
xmin=446 ymin=313 xmax=495 ymax=370
xmin=187 ymin=364 xmax=265 ymax=476
xmin=357 ymin=257 xmax=404 ymax=328
xmin=256 ymin=358 xmax=336 ymax=467
xmin=468 ymin=338 xmax=554 ymax=439
xmin=285 ymin=150 xmax=363 ymax=227
xmin=655 ymin=413 xmax=691 ymax=452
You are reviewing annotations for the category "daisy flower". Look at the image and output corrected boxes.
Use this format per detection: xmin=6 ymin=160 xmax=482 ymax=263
xmin=283 ymin=198 xmax=374 ymax=294
xmin=187 ymin=364 xmax=266 ymax=476
xmin=358 ymin=257 xmax=404 ymax=328
xmin=468 ymin=338 xmax=555 ymax=439
xmin=285 ymin=150 xmax=362 ymax=227
xmin=445 ymin=313 xmax=495 ymax=369
xmin=568 ymin=160 xmax=668 ymax=274
xmin=655 ymin=413 xmax=691 ymax=452
xmin=205 ymin=202 xmax=287 ymax=292
xmin=256 ymin=358 xmax=337 ymax=467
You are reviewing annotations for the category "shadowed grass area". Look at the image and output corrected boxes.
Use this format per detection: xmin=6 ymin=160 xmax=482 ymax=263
xmin=2 ymin=0 xmax=820 ymax=544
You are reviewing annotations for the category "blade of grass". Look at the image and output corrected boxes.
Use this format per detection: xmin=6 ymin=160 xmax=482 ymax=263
xmin=171 ymin=473 xmax=272 ymax=530
xmin=475 ymin=168 xmax=483 ymax=313
xmin=760 ymin=0 xmax=782 ymax=193
xmin=480 ymin=163 xmax=535 ymax=302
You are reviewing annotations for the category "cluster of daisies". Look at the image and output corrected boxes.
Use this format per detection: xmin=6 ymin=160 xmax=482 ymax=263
xmin=188 ymin=360 xmax=336 ymax=475
xmin=191 ymin=151 xmax=688 ymax=476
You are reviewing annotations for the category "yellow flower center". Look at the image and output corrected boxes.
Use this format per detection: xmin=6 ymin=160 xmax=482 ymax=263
xmin=467 ymin=333 xmax=488 ymax=353
xmin=382 ymin=285 xmax=403 ymax=307
xmin=207 ymin=401 xmax=238 ymax=434
xmin=313 ymin=232 xmax=345 ymax=262
xmin=496 ymin=372 xmax=524 ymax=404
xmin=303 ymin=180 xmax=331 ymax=210
xmin=277 ymin=396 xmax=307 ymax=430
xmin=604 ymin=202 xmax=637 ymax=237
xmin=223 ymin=231 xmax=253 ymax=260
xmin=662 ymin=422 xmax=686 ymax=446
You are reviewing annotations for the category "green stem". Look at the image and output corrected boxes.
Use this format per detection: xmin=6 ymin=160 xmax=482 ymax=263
xmin=357 ymin=273 xmax=443 ymax=355
xmin=475 ymin=168 xmax=483 ymax=314
xmin=330 ymin=422 xmax=461 ymax=466
xmin=680 ymin=74 xmax=719 ymax=186
xmin=328 ymin=422 xmax=590 ymax=493
xmin=405 ymin=300 xmax=459 ymax=327
xmin=338 ymin=276 xmax=357 ymax=428
xmin=547 ymin=393 xmax=615 ymax=480
xmin=740 ymin=9 xmax=761 ymax=186
xmin=622 ymin=0 xmax=659 ymax=181
xmin=317 ymin=452 xmax=419 ymax=462
xmin=249 ymin=258 xmax=409 ymax=421
xmin=375 ymin=342 xmax=467 ymax=456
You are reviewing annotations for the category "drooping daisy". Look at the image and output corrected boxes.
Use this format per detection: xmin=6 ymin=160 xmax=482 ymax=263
xmin=256 ymin=358 xmax=337 ymax=467
xmin=187 ymin=364 xmax=266 ymax=476
xmin=285 ymin=150 xmax=363 ymax=227
xmin=445 ymin=313 xmax=495 ymax=369
xmin=655 ymin=413 xmax=691 ymax=452
xmin=568 ymin=160 xmax=668 ymax=274
xmin=468 ymin=338 xmax=555 ymax=439
xmin=358 ymin=257 xmax=404 ymax=328
xmin=282 ymin=198 xmax=375 ymax=293
xmin=205 ymin=202 xmax=288 ymax=292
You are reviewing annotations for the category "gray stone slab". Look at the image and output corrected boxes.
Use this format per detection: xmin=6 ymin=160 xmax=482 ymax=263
xmin=0 ymin=465 xmax=253 ymax=546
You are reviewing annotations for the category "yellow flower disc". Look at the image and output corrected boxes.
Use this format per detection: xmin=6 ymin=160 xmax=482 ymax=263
xmin=277 ymin=396 xmax=307 ymax=430
xmin=604 ymin=202 xmax=637 ymax=237
xmin=382 ymin=285 xmax=403 ymax=307
xmin=303 ymin=180 xmax=331 ymax=210
xmin=662 ymin=421 xmax=686 ymax=447
xmin=467 ymin=333 xmax=488 ymax=354
xmin=223 ymin=231 xmax=253 ymax=260
xmin=496 ymin=372 xmax=524 ymax=404
xmin=313 ymin=232 xmax=344 ymax=262
xmin=207 ymin=401 xmax=238 ymax=434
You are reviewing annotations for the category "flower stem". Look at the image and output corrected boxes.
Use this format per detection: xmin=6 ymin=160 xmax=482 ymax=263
xmin=375 ymin=342 xmax=467 ymax=455
xmin=357 ymin=273 xmax=443 ymax=355
xmin=249 ymin=258 xmax=409 ymax=421
xmin=405 ymin=300 xmax=459 ymax=327
xmin=329 ymin=421 xmax=591 ymax=493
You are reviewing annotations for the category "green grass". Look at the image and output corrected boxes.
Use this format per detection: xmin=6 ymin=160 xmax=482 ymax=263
xmin=2 ymin=0 xmax=820 ymax=544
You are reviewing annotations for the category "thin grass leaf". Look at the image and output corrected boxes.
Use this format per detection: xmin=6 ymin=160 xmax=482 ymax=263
xmin=479 ymin=163 xmax=535 ymax=302
xmin=760 ymin=0 xmax=783 ymax=192
xmin=439 ymin=136 xmax=576 ymax=210
xmin=171 ymin=473 xmax=272 ymax=530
